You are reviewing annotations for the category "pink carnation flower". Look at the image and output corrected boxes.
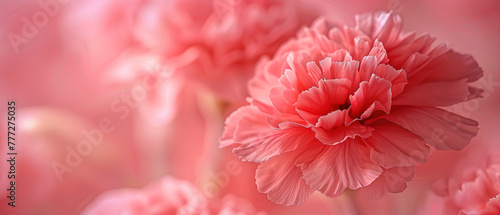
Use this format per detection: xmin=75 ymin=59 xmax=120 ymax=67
xmin=134 ymin=0 xmax=319 ymax=101
xmin=420 ymin=155 xmax=500 ymax=215
xmin=82 ymin=176 xmax=266 ymax=215
xmin=453 ymin=163 xmax=500 ymax=214
xmin=82 ymin=177 xmax=208 ymax=215
xmin=220 ymin=11 xmax=483 ymax=205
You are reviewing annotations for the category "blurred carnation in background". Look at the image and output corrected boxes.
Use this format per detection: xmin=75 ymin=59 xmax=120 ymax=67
xmin=1 ymin=0 xmax=499 ymax=214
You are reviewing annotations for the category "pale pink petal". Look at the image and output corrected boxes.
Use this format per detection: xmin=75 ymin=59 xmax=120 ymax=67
xmin=394 ymin=50 xmax=483 ymax=107
xmin=293 ymin=141 xmax=326 ymax=171
xmin=285 ymin=53 xmax=318 ymax=92
xmin=380 ymin=107 xmax=479 ymax=151
xmin=256 ymin=152 xmax=315 ymax=206
xmin=356 ymin=12 xmax=450 ymax=74
xmin=417 ymin=50 xmax=483 ymax=84
xmin=233 ymin=124 xmax=316 ymax=163
xmin=361 ymin=167 xmax=415 ymax=200
xmin=220 ymin=106 xmax=251 ymax=148
xmin=249 ymin=97 xmax=281 ymax=118
xmin=398 ymin=49 xmax=432 ymax=75
xmin=327 ymin=26 xmax=372 ymax=61
xmin=395 ymin=35 xmax=445 ymax=73
xmin=301 ymin=138 xmax=382 ymax=197
xmin=277 ymin=71 xmax=300 ymax=105
xmin=364 ymin=122 xmax=430 ymax=168
xmin=355 ymin=11 xmax=403 ymax=48
xmin=225 ymin=106 xmax=317 ymax=163
xmin=248 ymin=56 xmax=288 ymax=107
xmin=264 ymin=111 xmax=307 ymax=128
xmin=269 ymin=86 xmax=297 ymax=114
xmin=393 ymin=79 xmax=471 ymax=107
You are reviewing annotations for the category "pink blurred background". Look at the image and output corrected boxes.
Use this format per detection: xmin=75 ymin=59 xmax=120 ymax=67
xmin=1 ymin=0 xmax=499 ymax=214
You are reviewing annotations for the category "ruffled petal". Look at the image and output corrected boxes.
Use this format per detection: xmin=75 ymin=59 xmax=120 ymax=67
xmin=255 ymin=152 xmax=315 ymax=206
xmin=312 ymin=110 xmax=374 ymax=145
xmin=306 ymin=61 xmax=324 ymax=83
xmin=324 ymin=49 xmax=353 ymax=65
xmin=355 ymin=11 xmax=403 ymax=48
xmin=393 ymin=79 xmax=471 ymax=107
xmin=373 ymin=64 xmax=407 ymax=97
xmin=395 ymin=50 xmax=483 ymax=106
xmin=482 ymin=194 xmax=500 ymax=215
xmin=229 ymin=106 xmax=317 ymax=163
xmin=301 ymin=138 xmax=382 ymax=197
xmin=364 ymin=122 xmax=430 ymax=168
xmin=368 ymin=40 xmax=389 ymax=64
xmin=417 ymin=50 xmax=483 ymax=84
xmin=360 ymin=166 xmax=415 ymax=200
xmin=269 ymin=86 xmax=297 ymax=114
xmin=220 ymin=106 xmax=250 ymax=148
xmin=248 ymin=55 xmax=289 ymax=108
xmin=348 ymin=75 xmax=392 ymax=122
xmin=380 ymin=106 xmax=479 ymax=151
xmin=358 ymin=55 xmax=379 ymax=82
xmin=295 ymin=78 xmax=351 ymax=124
xmin=285 ymin=53 xmax=318 ymax=92
xmin=330 ymin=60 xmax=359 ymax=83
